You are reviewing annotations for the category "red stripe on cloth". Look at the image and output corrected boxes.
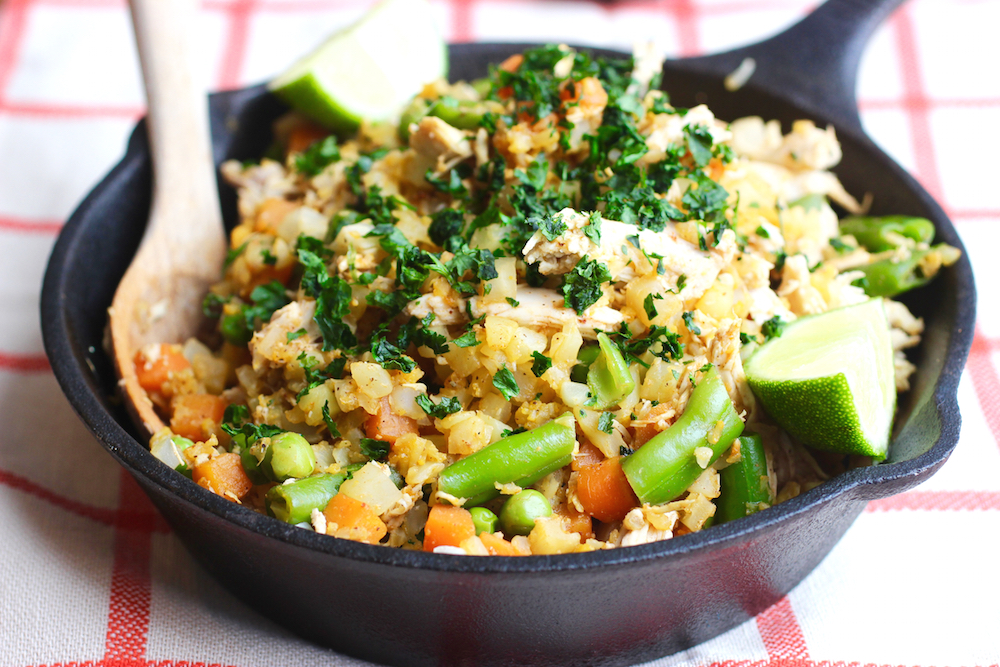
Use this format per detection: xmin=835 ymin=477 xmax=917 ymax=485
xmin=671 ymin=0 xmax=701 ymax=58
xmin=450 ymin=0 xmax=474 ymax=43
xmin=756 ymin=596 xmax=810 ymax=663
xmin=0 ymin=352 xmax=51 ymax=372
xmin=217 ymin=0 xmax=255 ymax=90
xmin=102 ymin=470 xmax=157 ymax=664
xmin=948 ymin=208 xmax=1000 ymax=220
xmin=968 ymin=327 xmax=1000 ymax=453
xmin=0 ymin=467 xmax=118 ymax=525
xmin=0 ymin=214 xmax=62 ymax=233
xmin=0 ymin=100 xmax=144 ymax=118
xmin=0 ymin=466 xmax=171 ymax=531
xmin=0 ymin=0 xmax=30 ymax=101
xmin=891 ymin=6 xmax=943 ymax=203
xmin=867 ymin=490 xmax=1000 ymax=512
xmin=859 ymin=96 xmax=1000 ymax=111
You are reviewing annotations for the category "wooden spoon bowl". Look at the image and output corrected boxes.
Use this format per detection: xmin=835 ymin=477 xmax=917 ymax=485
xmin=109 ymin=0 xmax=226 ymax=435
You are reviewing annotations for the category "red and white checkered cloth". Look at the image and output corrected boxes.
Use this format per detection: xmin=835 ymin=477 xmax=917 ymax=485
xmin=1 ymin=0 xmax=997 ymax=664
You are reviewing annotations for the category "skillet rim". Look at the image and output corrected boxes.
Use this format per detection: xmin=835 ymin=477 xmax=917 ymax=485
xmin=41 ymin=42 xmax=975 ymax=576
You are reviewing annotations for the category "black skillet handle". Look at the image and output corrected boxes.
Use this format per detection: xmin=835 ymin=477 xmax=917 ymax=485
xmin=672 ymin=0 xmax=906 ymax=135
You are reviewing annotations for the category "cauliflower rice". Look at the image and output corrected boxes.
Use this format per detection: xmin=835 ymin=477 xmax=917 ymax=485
xmin=133 ymin=44 xmax=957 ymax=556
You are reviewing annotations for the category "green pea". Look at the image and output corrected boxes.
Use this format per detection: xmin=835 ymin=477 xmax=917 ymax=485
xmin=263 ymin=431 xmax=316 ymax=481
xmin=499 ymin=489 xmax=552 ymax=536
xmin=470 ymin=507 xmax=498 ymax=535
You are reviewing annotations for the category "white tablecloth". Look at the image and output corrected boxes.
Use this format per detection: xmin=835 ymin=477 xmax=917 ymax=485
xmin=1 ymin=0 xmax=997 ymax=664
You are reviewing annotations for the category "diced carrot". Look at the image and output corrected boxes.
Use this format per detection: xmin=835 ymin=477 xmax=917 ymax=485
xmin=498 ymin=53 xmax=523 ymax=73
xmin=134 ymin=344 xmax=191 ymax=396
xmin=632 ymin=404 xmax=674 ymax=449
xmin=632 ymin=423 xmax=660 ymax=449
xmin=171 ymin=393 xmax=227 ymax=441
xmin=365 ymin=397 xmax=419 ymax=445
xmin=555 ymin=504 xmax=594 ymax=540
xmin=193 ymin=453 xmax=252 ymax=500
xmin=422 ymin=505 xmax=476 ymax=552
xmin=479 ymin=531 xmax=521 ymax=556
xmin=571 ymin=441 xmax=604 ymax=471
xmin=286 ymin=122 xmax=332 ymax=156
xmin=253 ymin=197 xmax=298 ymax=234
xmin=577 ymin=456 xmax=639 ymax=524
xmin=324 ymin=493 xmax=388 ymax=545
xmin=708 ymin=157 xmax=727 ymax=181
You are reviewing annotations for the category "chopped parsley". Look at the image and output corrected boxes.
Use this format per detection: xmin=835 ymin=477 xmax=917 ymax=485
xmin=321 ymin=402 xmax=341 ymax=438
xmin=426 ymin=167 xmax=469 ymax=199
xmin=761 ymin=315 xmax=787 ymax=340
xmin=416 ymin=394 xmax=462 ymax=419
xmin=428 ymin=208 xmax=465 ymax=247
xmin=598 ymin=412 xmax=615 ymax=434
xmin=296 ymin=353 xmax=346 ymax=401
xmin=561 ymin=256 xmax=611 ymax=315
xmin=492 ymin=366 xmax=520 ymax=400
xmin=359 ymin=438 xmax=390 ymax=461
xmin=682 ymin=311 xmax=702 ymax=336
xmin=296 ymin=236 xmax=356 ymax=351
xmin=221 ymin=405 xmax=282 ymax=448
xmin=684 ymin=125 xmax=715 ymax=168
xmin=294 ymin=136 xmax=340 ymax=177
xmin=530 ymin=351 xmax=553 ymax=377
xmin=453 ymin=329 xmax=480 ymax=348
xmin=584 ymin=211 xmax=602 ymax=245
xmin=370 ymin=326 xmax=417 ymax=373
xmin=608 ymin=324 xmax=683 ymax=365
xmin=643 ymin=293 xmax=661 ymax=320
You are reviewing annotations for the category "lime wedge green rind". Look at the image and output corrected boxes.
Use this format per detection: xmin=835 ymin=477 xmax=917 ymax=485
xmin=745 ymin=298 xmax=895 ymax=459
xmin=269 ymin=0 xmax=448 ymax=133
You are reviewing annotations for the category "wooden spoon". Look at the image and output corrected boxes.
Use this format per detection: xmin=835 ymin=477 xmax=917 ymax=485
xmin=109 ymin=0 xmax=226 ymax=435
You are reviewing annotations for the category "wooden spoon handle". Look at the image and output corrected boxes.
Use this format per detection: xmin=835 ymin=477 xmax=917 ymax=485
xmin=129 ymin=0 xmax=223 ymax=247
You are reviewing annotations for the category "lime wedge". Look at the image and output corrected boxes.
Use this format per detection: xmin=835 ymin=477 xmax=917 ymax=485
xmin=269 ymin=0 xmax=447 ymax=133
xmin=745 ymin=298 xmax=896 ymax=459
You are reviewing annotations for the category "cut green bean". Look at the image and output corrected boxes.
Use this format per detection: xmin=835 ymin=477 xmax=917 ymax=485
xmin=499 ymin=489 xmax=552 ymax=536
xmin=262 ymin=431 xmax=316 ymax=481
xmin=570 ymin=363 xmax=589 ymax=384
xmin=266 ymin=469 xmax=356 ymax=525
xmin=470 ymin=506 xmax=498 ymax=535
xmin=840 ymin=215 xmax=935 ymax=253
xmin=398 ymin=97 xmax=430 ymax=142
xmin=715 ymin=434 xmax=773 ymax=524
xmin=470 ymin=77 xmax=492 ymax=98
xmin=622 ymin=367 xmax=744 ymax=505
xmin=587 ymin=332 xmax=635 ymax=410
xmin=855 ymin=244 xmax=947 ymax=297
xmin=428 ymin=96 xmax=485 ymax=130
xmin=577 ymin=343 xmax=601 ymax=365
xmin=437 ymin=414 xmax=576 ymax=506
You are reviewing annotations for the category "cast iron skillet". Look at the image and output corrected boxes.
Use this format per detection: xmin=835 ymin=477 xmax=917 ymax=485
xmin=41 ymin=0 xmax=976 ymax=664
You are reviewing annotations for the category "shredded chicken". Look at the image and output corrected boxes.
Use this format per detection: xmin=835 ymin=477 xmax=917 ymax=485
xmin=471 ymin=287 xmax=624 ymax=339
